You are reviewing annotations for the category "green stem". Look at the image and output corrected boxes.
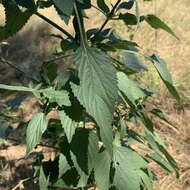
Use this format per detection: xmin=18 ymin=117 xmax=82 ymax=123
xmin=35 ymin=12 xmax=74 ymax=41
xmin=95 ymin=0 xmax=122 ymax=36
xmin=73 ymin=4 xmax=88 ymax=49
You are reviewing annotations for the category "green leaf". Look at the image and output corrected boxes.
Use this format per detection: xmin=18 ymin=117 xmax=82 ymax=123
xmin=119 ymin=13 xmax=138 ymax=25
xmin=105 ymin=40 xmax=138 ymax=51
xmin=94 ymin=150 xmax=111 ymax=190
xmin=41 ymin=61 xmax=58 ymax=83
xmin=70 ymin=129 xmax=99 ymax=187
xmin=135 ymin=0 xmax=140 ymax=29
xmin=59 ymin=111 xmax=77 ymax=142
xmin=71 ymin=46 xmax=118 ymax=154
xmin=59 ymin=153 xmax=71 ymax=178
xmin=145 ymin=14 xmax=179 ymax=40
xmin=120 ymin=50 xmax=148 ymax=72
xmin=42 ymin=88 xmax=71 ymax=107
xmin=137 ymin=170 xmax=153 ymax=190
xmin=113 ymin=146 xmax=141 ymax=190
xmin=151 ymin=54 xmax=181 ymax=104
xmin=97 ymin=0 xmax=110 ymax=14
xmin=150 ymin=109 xmax=177 ymax=129
xmin=0 ymin=125 xmax=12 ymax=143
xmin=52 ymin=0 xmax=75 ymax=24
xmin=148 ymin=153 xmax=173 ymax=173
xmin=26 ymin=112 xmax=48 ymax=155
xmin=39 ymin=167 xmax=49 ymax=190
xmin=140 ymin=111 xmax=154 ymax=133
xmin=37 ymin=0 xmax=53 ymax=9
xmin=0 ymin=0 xmax=33 ymax=42
xmin=117 ymin=72 xmax=146 ymax=105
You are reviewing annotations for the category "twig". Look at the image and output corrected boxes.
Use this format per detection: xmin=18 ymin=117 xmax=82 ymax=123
xmin=0 ymin=57 xmax=40 ymax=83
xmin=95 ymin=0 xmax=121 ymax=37
xmin=35 ymin=12 xmax=75 ymax=41
xmin=11 ymin=178 xmax=30 ymax=190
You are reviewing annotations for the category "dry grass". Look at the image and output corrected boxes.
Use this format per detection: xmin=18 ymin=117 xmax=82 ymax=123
xmin=0 ymin=0 xmax=190 ymax=189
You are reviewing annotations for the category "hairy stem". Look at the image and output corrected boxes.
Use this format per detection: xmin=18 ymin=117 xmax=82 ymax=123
xmin=35 ymin=12 xmax=74 ymax=41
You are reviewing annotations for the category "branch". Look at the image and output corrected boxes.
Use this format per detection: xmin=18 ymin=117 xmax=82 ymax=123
xmin=35 ymin=12 xmax=75 ymax=41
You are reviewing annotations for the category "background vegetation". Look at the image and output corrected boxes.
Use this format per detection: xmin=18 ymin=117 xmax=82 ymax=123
xmin=0 ymin=0 xmax=190 ymax=189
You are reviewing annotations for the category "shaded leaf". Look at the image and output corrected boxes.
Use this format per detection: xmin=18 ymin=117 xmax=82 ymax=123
xmin=70 ymin=129 xmax=99 ymax=187
xmin=0 ymin=0 xmax=33 ymax=42
xmin=14 ymin=0 xmax=36 ymax=10
xmin=97 ymin=0 xmax=110 ymax=14
xmin=117 ymin=0 xmax=134 ymax=11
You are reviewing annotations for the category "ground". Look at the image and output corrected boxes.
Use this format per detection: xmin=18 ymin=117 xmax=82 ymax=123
xmin=0 ymin=0 xmax=190 ymax=189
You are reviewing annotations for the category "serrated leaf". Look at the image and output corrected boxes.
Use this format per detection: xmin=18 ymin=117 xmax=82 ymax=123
xmin=71 ymin=46 xmax=118 ymax=154
xmin=151 ymin=54 xmax=181 ymax=104
xmin=59 ymin=111 xmax=76 ymax=142
xmin=97 ymin=0 xmax=110 ymax=14
xmin=26 ymin=112 xmax=48 ymax=155
xmin=52 ymin=0 xmax=74 ymax=24
xmin=137 ymin=170 xmax=153 ymax=190
xmin=42 ymin=88 xmax=71 ymax=107
xmin=94 ymin=150 xmax=111 ymax=190
xmin=39 ymin=167 xmax=49 ymax=190
xmin=0 ymin=0 xmax=33 ymax=42
xmin=113 ymin=146 xmax=141 ymax=190
xmin=145 ymin=14 xmax=179 ymax=40
xmin=59 ymin=153 xmax=70 ymax=178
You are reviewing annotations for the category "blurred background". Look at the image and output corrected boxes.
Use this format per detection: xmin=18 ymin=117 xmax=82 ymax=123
xmin=0 ymin=0 xmax=190 ymax=189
